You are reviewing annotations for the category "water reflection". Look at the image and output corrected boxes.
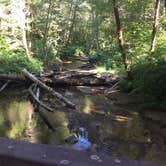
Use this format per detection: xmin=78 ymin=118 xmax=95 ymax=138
xmin=83 ymin=97 xmax=93 ymax=114
xmin=0 ymin=95 xmax=31 ymax=139
xmin=0 ymin=89 xmax=70 ymax=145
xmin=7 ymin=101 xmax=32 ymax=139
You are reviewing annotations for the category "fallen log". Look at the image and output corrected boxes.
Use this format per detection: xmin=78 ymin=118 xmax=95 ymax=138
xmin=52 ymin=77 xmax=108 ymax=86
xmin=0 ymin=74 xmax=25 ymax=82
xmin=30 ymin=84 xmax=55 ymax=131
xmin=29 ymin=85 xmax=54 ymax=112
xmin=50 ymin=71 xmax=119 ymax=86
xmin=0 ymin=70 xmax=119 ymax=87
xmin=56 ymin=72 xmax=97 ymax=79
xmin=22 ymin=69 xmax=76 ymax=109
xmin=52 ymin=78 xmax=118 ymax=86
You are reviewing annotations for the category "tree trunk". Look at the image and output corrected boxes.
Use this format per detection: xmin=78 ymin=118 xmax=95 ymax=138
xmin=164 ymin=0 xmax=166 ymax=16
xmin=22 ymin=28 xmax=31 ymax=59
xmin=66 ymin=5 xmax=77 ymax=45
xmin=112 ymin=0 xmax=128 ymax=70
xmin=20 ymin=0 xmax=31 ymax=59
xmin=95 ymin=27 xmax=100 ymax=52
xmin=150 ymin=0 xmax=161 ymax=54
xmin=92 ymin=11 xmax=100 ymax=53
xmin=43 ymin=0 xmax=53 ymax=65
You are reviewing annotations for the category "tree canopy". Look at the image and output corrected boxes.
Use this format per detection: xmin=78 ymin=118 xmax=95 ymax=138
xmin=0 ymin=0 xmax=166 ymax=105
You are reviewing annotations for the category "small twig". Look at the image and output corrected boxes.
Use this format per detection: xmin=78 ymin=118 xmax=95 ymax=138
xmin=0 ymin=80 xmax=11 ymax=92
xmin=104 ymin=81 xmax=120 ymax=94
xmin=109 ymin=81 xmax=120 ymax=91
xmin=36 ymin=87 xmax=40 ymax=99
xmin=106 ymin=90 xmax=120 ymax=95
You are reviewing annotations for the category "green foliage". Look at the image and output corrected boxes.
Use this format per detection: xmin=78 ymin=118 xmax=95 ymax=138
xmin=155 ymin=32 xmax=166 ymax=58
xmin=123 ymin=58 xmax=166 ymax=109
xmin=58 ymin=45 xmax=77 ymax=59
xmin=74 ymin=47 xmax=85 ymax=57
xmin=120 ymin=79 xmax=133 ymax=93
xmin=0 ymin=0 xmax=166 ymax=111
xmin=0 ymin=54 xmax=43 ymax=74
xmin=88 ymin=44 xmax=125 ymax=71
xmin=58 ymin=45 xmax=85 ymax=59
xmin=0 ymin=38 xmax=43 ymax=74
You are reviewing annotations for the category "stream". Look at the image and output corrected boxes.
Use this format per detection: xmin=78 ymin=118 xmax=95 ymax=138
xmin=0 ymin=59 xmax=166 ymax=165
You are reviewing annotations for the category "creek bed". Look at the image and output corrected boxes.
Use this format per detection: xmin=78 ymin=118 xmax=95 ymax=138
xmin=0 ymin=87 xmax=166 ymax=165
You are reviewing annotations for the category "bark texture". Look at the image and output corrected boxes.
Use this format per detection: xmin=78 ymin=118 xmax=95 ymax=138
xmin=112 ymin=0 xmax=128 ymax=70
xmin=150 ymin=0 xmax=161 ymax=54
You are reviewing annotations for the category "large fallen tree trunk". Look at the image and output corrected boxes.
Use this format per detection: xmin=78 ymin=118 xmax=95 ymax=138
xmin=0 ymin=70 xmax=120 ymax=87
xmin=22 ymin=69 xmax=76 ymax=109
xmin=51 ymin=78 xmax=108 ymax=86
xmin=49 ymin=71 xmax=119 ymax=86
xmin=53 ymin=71 xmax=97 ymax=78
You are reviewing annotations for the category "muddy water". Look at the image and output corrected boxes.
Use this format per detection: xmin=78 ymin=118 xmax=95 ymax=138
xmin=0 ymin=89 xmax=70 ymax=145
xmin=0 ymin=87 xmax=166 ymax=165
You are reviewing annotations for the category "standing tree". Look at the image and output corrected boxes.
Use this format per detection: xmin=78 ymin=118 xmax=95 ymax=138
xmin=10 ymin=0 xmax=31 ymax=59
xmin=150 ymin=0 xmax=161 ymax=54
xmin=164 ymin=0 xmax=166 ymax=15
xmin=43 ymin=0 xmax=54 ymax=65
xmin=112 ymin=0 xmax=128 ymax=70
xmin=66 ymin=3 xmax=77 ymax=45
xmin=91 ymin=10 xmax=100 ymax=53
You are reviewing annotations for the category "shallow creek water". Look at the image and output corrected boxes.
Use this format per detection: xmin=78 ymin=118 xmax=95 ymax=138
xmin=0 ymin=87 xmax=166 ymax=165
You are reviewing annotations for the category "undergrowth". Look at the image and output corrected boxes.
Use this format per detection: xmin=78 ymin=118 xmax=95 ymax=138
xmin=121 ymin=57 xmax=166 ymax=110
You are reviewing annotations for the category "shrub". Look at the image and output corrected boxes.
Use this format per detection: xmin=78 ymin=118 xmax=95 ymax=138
xmin=0 ymin=52 xmax=43 ymax=74
xmin=88 ymin=45 xmax=124 ymax=71
xmin=58 ymin=45 xmax=86 ymax=60
xmin=0 ymin=54 xmax=43 ymax=74
xmin=0 ymin=38 xmax=43 ymax=74
xmin=123 ymin=57 xmax=166 ymax=109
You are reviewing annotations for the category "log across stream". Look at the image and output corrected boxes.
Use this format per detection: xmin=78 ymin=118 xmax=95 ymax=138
xmin=0 ymin=68 xmax=121 ymax=114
